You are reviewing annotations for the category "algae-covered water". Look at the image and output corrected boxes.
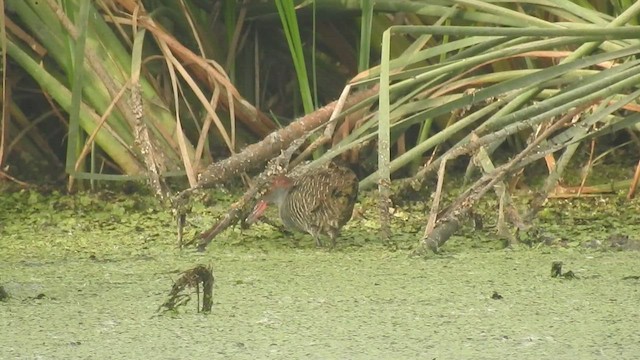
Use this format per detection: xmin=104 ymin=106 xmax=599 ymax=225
xmin=1 ymin=191 xmax=640 ymax=359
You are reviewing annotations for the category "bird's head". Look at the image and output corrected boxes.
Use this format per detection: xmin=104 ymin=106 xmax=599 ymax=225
xmin=245 ymin=175 xmax=293 ymax=224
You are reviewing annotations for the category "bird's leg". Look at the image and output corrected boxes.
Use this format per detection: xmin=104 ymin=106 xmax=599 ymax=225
xmin=329 ymin=229 xmax=339 ymax=248
xmin=308 ymin=228 xmax=324 ymax=247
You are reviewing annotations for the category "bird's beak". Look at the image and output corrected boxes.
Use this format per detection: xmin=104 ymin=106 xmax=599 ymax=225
xmin=246 ymin=200 xmax=268 ymax=224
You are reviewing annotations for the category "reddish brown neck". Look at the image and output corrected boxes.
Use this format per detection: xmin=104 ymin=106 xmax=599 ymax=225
xmin=264 ymin=175 xmax=293 ymax=207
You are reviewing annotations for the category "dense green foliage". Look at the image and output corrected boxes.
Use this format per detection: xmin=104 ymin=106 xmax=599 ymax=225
xmin=2 ymin=1 xmax=638 ymax=190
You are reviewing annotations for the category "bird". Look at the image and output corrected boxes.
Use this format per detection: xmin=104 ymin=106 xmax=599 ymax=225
xmin=246 ymin=162 xmax=359 ymax=247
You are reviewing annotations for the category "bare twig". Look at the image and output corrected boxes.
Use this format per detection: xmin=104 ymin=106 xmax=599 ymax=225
xmin=627 ymin=160 xmax=640 ymax=199
xmin=192 ymin=86 xmax=378 ymax=190
xmin=421 ymin=106 xmax=585 ymax=252
xmin=157 ymin=264 xmax=214 ymax=314
xmin=525 ymin=102 xmax=598 ymax=220
xmin=0 ymin=170 xmax=30 ymax=187
xmin=131 ymin=84 xmax=170 ymax=201
xmin=425 ymin=154 xmax=448 ymax=236
xmin=290 ymin=84 xmax=354 ymax=168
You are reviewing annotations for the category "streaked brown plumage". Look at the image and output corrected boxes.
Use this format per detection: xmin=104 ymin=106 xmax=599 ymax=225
xmin=247 ymin=162 xmax=358 ymax=247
